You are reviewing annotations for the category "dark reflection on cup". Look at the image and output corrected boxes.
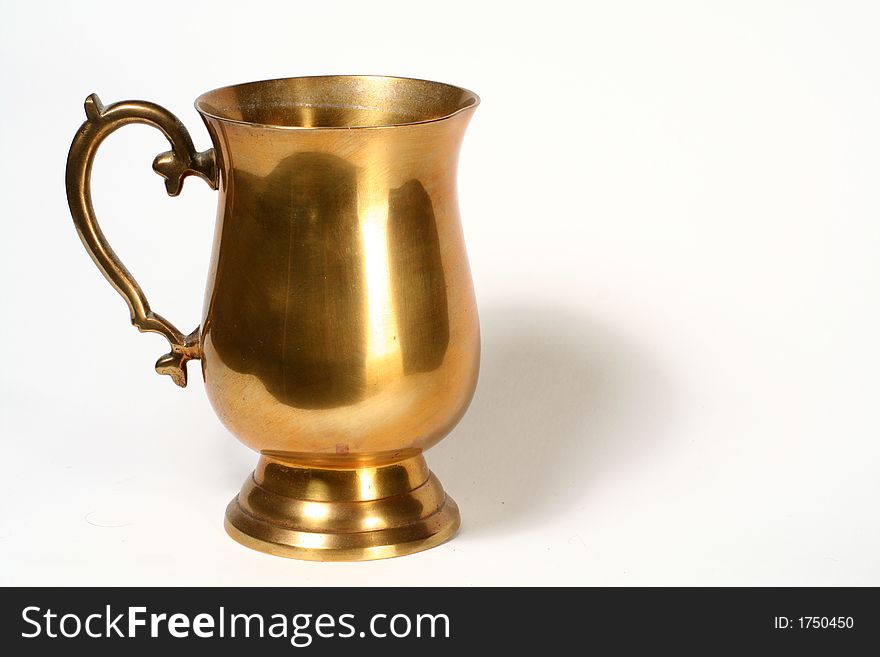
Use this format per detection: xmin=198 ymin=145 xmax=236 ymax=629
xmin=208 ymin=152 xmax=367 ymax=408
xmin=387 ymin=180 xmax=450 ymax=374
xmin=384 ymin=464 xmax=426 ymax=520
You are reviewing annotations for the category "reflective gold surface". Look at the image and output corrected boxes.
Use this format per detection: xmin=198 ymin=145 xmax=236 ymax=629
xmin=66 ymin=93 xmax=216 ymax=386
xmin=225 ymin=454 xmax=459 ymax=561
xmin=66 ymin=76 xmax=480 ymax=560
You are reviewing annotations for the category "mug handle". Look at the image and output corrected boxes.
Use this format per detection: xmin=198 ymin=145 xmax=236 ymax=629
xmin=65 ymin=94 xmax=218 ymax=387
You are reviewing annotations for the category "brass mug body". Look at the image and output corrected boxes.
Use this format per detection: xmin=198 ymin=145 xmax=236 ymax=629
xmin=66 ymin=76 xmax=480 ymax=560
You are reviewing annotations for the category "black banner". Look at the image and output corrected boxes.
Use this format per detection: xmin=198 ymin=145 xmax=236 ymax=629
xmin=0 ymin=587 xmax=876 ymax=654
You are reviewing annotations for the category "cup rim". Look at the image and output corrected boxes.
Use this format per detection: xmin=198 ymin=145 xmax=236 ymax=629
xmin=194 ymin=74 xmax=480 ymax=130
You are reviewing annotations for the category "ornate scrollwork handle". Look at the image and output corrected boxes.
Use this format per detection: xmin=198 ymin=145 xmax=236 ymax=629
xmin=65 ymin=94 xmax=218 ymax=386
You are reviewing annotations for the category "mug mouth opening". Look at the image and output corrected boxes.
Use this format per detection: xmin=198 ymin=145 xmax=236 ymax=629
xmin=195 ymin=75 xmax=479 ymax=130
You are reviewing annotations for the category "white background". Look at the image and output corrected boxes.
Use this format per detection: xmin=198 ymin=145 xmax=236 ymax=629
xmin=2 ymin=0 xmax=879 ymax=586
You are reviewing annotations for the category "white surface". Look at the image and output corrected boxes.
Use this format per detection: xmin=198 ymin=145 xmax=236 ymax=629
xmin=2 ymin=0 xmax=879 ymax=586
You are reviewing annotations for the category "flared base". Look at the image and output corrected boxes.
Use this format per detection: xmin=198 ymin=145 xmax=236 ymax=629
xmin=224 ymin=454 xmax=460 ymax=561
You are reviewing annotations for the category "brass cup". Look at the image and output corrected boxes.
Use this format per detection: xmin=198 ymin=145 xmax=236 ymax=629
xmin=65 ymin=76 xmax=480 ymax=561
